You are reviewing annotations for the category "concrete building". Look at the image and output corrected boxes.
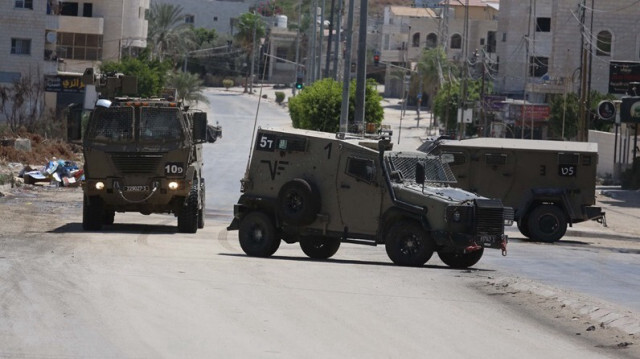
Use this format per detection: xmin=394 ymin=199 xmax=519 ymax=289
xmin=152 ymin=0 xmax=262 ymax=36
xmin=496 ymin=0 xmax=640 ymax=99
xmin=379 ymin=1 xmax=499 ymax=98
xmin=0 ymin=0 xmax=149 ymax=122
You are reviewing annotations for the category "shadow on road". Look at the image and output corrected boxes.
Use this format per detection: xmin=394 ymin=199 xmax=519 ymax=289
xmin=217 ymin=253 xmax=496 ymax=272
xmin=49 ymin=222 xmax=178 ymax=234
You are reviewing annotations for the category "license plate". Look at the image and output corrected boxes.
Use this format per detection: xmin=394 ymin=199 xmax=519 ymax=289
xmin=123 ymin=185 xmax=149 ymax=192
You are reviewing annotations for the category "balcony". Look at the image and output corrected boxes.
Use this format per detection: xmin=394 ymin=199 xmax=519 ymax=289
xmin=58 ymin=15 xmax=103 ymax=35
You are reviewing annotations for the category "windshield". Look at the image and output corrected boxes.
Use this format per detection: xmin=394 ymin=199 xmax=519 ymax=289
xmin=87 ymin=107 xmax=134 ymax=143
xmin=386 ymin=152 xmax=457 ymax=185
xmin=86 ymin=107 xmax=184 ymax=144
xmin=140 ymin=107 xmax=183 ymax=141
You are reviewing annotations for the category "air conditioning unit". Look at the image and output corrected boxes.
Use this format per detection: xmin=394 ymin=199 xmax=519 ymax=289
xmin=46 ymin=31 xmax=57 ymax=44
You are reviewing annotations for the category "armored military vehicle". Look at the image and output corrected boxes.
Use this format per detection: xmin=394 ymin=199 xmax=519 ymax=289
xmin=423 ymin=138 xmax=604 ymax=242
xmin=227 ymin=128 xmax=512 ymax=268
xmin=79 ymin=97 xmax=215 ymax=232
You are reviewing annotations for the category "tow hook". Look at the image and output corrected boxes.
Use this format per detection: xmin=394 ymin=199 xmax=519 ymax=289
xmin=501 ymin=236 xmax=508 ymax=256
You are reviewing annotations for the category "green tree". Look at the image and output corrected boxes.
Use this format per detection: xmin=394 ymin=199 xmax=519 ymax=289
xmin=166 ymin=71 xmax=210 ymax=105
xmin=288 ymin=78 xmax=383 ymax=132
xmin=147 ymin=3 xmax=195 ymax=63
xmin=432 ymin=81 xmax=460 ymax=133
xmin=548 ymin=90 xmax=616 ymax=140
xmin=415 ymin=47 xmax=459 ymax=107
xmin=235 ymin=12 xmax=266 ymax=90
xmin=193 ymin=27 xmax=217 ymax=48
xmin=100 ymin=57 xmax=171 ymax=97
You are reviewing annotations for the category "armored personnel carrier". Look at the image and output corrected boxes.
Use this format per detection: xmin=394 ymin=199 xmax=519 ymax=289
xmin=227 ymin=128 xmax=512 ymax=268
xmin=423 ymin=137 xmax=604 ymax=242
xmin=79 ymin=97 xmax=216 ymax=232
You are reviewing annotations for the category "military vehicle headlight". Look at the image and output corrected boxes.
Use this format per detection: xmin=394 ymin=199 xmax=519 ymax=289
xmin=95 ymin=181 xmax=105 ymax=190
xmin=168 ymin=181 xmax=179 ymax=190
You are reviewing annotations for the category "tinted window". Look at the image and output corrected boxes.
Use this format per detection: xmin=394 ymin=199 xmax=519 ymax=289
xmin=346 ymin=157 xmax=376 ymax=183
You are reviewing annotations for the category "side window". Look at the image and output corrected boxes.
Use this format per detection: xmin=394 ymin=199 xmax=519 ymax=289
xmin=558 ymin=153 xmax=579 ymax=177
xmin=346 ymin=157 xmax=376 ymax=183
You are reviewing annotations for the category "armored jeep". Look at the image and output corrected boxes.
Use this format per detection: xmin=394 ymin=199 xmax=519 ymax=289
xmin=423 ymin=138 xmax=605 ymax=242
xmin=227 ymin=128 xmax=512 ymax=268
xmin=79 ymin=97 xmax=217 ymax=233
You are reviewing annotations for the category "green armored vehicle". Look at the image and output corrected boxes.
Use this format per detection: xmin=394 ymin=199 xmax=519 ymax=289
xmin=227 ymin=128 xmax=512 ymax=268
xmin=79 ymin=97 xmax=216 ymax=233
xmin=423 ymin=138 xmax=604 ymax=242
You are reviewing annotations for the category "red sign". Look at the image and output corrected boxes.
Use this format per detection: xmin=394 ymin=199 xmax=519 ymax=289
xmin=520 ymin=105 xmax=550 ymax=120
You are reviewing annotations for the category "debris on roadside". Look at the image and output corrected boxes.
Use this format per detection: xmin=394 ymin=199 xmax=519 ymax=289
xmin=18 ymin=158 xmax=84 ymax=187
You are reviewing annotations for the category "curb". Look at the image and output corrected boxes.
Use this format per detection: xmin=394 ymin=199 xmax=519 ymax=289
xmin=565 ymin=227 xmax=639 ymax=242
xmin=487 ymin=276 xmax=640 ymax=336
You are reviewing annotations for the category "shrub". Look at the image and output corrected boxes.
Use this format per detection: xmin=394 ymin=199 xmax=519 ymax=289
xmin=288 ymin=78 xmax=383 ymax=132
xmin=275 ymin=91 xmax=285 ymax=104
xmin=222 ymin=79 xmax=234 ymax=90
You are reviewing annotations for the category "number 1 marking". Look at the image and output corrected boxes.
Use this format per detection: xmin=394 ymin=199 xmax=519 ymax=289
xmin=324 ymin=143 xmax=332 ymax=160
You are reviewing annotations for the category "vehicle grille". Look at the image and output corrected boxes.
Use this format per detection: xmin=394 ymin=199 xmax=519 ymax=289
xmin=111 ymin=154 xmax=163 ymax=173
xmin=475 ymin=199 xmax=504 ymax=234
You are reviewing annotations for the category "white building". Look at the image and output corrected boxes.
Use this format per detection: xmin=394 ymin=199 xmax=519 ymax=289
xmin=0 ymin=0 xmax=149 ymax=122
xmin=496 ymin=0 xmax=640 ymax=99
xmin=152 ymin=0 xmax=262 ymax=36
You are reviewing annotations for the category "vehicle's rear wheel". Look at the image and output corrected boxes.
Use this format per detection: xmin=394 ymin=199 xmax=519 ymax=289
xmin=82 ymin=195 xmax=104 ymax=231
xmin=385 ymin=220 xmax=434 ymax=267
xmin=277 ymin=179 xmax=320 ymax=226
xmin=437 ymin=248 xmax=484 ymax=269
xmin=299 ymin=236 xmax=341 ymax=259
xmin=527 ymin=204 xmax=567 ymax=242
xmin=178 ymin=186 xmax=199 ymax=233
xmin=517 ymin=219 xmax=529 ymax=238
xmin=198 ymin=179 xmax=205 ymax=229
xmin=103 ymin=210 xmax=115 ymax=225
xmin=238 ymin=211 xmax=280 ymax=257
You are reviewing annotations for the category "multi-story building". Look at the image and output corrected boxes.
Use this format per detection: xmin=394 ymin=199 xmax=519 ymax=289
xmin=152 ymin=0 xmax=262 ymax=36
xmin=496 ymin=0 xmax=640 ymax=99
xmin=0 ymin=0 xmax=149 ymax=122
xmin=379 ymin=1 xmax=499 ymax=98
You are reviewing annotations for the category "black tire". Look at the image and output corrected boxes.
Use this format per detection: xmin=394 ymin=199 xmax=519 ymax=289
xmin=178 ymin=186 xmax=199 ymax=233
xmin=277 ymin=179 xmax=320 ymax=226
xmin=82 ymin=195 xmax=104 ymax=231
xmin=438 ymin=248 xmax=484 ymax=269
xmin=103 ymin=210 xmax=115 ymax=225
xmin=516 ymin=219 xmax=529 ymax=238
xmin=198 ymin=178 xmax=205 ymax=229
xmin=299 ymin=236 xmax=341 ymax=259
xmin=385 ymin=220 xmax=434 ymax=267
xmin=527 ymin=204 xmax=567 ymax=243
xmin=238 ymin=211 xmax=280 ymax=257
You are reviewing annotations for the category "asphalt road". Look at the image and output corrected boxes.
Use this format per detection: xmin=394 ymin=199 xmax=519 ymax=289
xmin=0 ymin=88 xmax=638 ymax=358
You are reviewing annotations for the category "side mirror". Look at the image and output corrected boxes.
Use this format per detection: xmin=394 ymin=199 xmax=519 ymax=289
xmin=415 ymin=162 xmax=426 ymax=185
xmin=192 ymin=112 xmax=208 ymax=143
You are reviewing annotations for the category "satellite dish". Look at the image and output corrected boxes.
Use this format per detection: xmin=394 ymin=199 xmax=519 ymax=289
xmin=46 ymin=31 xmax=57 ymax=44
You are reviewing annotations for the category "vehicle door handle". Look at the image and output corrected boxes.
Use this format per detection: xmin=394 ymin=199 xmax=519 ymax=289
xmin=341 ymin=184 xmax=350 ymax=189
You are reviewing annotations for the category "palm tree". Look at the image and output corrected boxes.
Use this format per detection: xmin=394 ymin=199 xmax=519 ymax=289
xmin=166 ymin=71 xmax=210 ymax=106
xmin=147 ymin=3 xmax=195 ymax=63
xmin=234 ymin=12 xmax=266 ymax=92
xmin=415 ymin=47 xmax=459 ymax=108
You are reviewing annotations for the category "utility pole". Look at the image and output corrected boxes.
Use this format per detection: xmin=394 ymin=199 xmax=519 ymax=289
xmin=577 ymin=0 xmax=588 ymax=142
xmin=324 ymin=0 xmax=336 ymax=78
xmin=457 ymin=0 xmax=469 ymax=140
xmin=353 ymin=0 xmax=368 ymax=129
xmin=339 ymin=0 xmax=355 ymax=133
xmin=293 ymin=0 xmax=302 ymax=95
xmin=249 ymin=12 xmax=257 ymax=94
xmin=332 ymin=0 xmax=343 ymax=80
xmin=310 ymin=0 xmax=317 ymax=83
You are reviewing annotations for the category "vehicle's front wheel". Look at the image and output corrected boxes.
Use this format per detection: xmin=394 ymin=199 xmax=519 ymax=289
xmin=385 ymin=220 xmax=434 ymax=267
xmin=299 ymin=236 xmax=341 ymax=259
xmin=103 ymin=210 xmax=115 ymax=225
xmin=178 ymin=186 xmax=199 ymax=233
xmin=517 ymin=219 xmax=529 ymax=238
xmin=238 ymin=211 xmax=280 ymax=257
xmin=527 ymin=204 xmax=567 ymax=242
xmin=437 ymin=248 xmax=484 ymax=269
xmin=82 ymin=195 xmax=104 ymax=231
